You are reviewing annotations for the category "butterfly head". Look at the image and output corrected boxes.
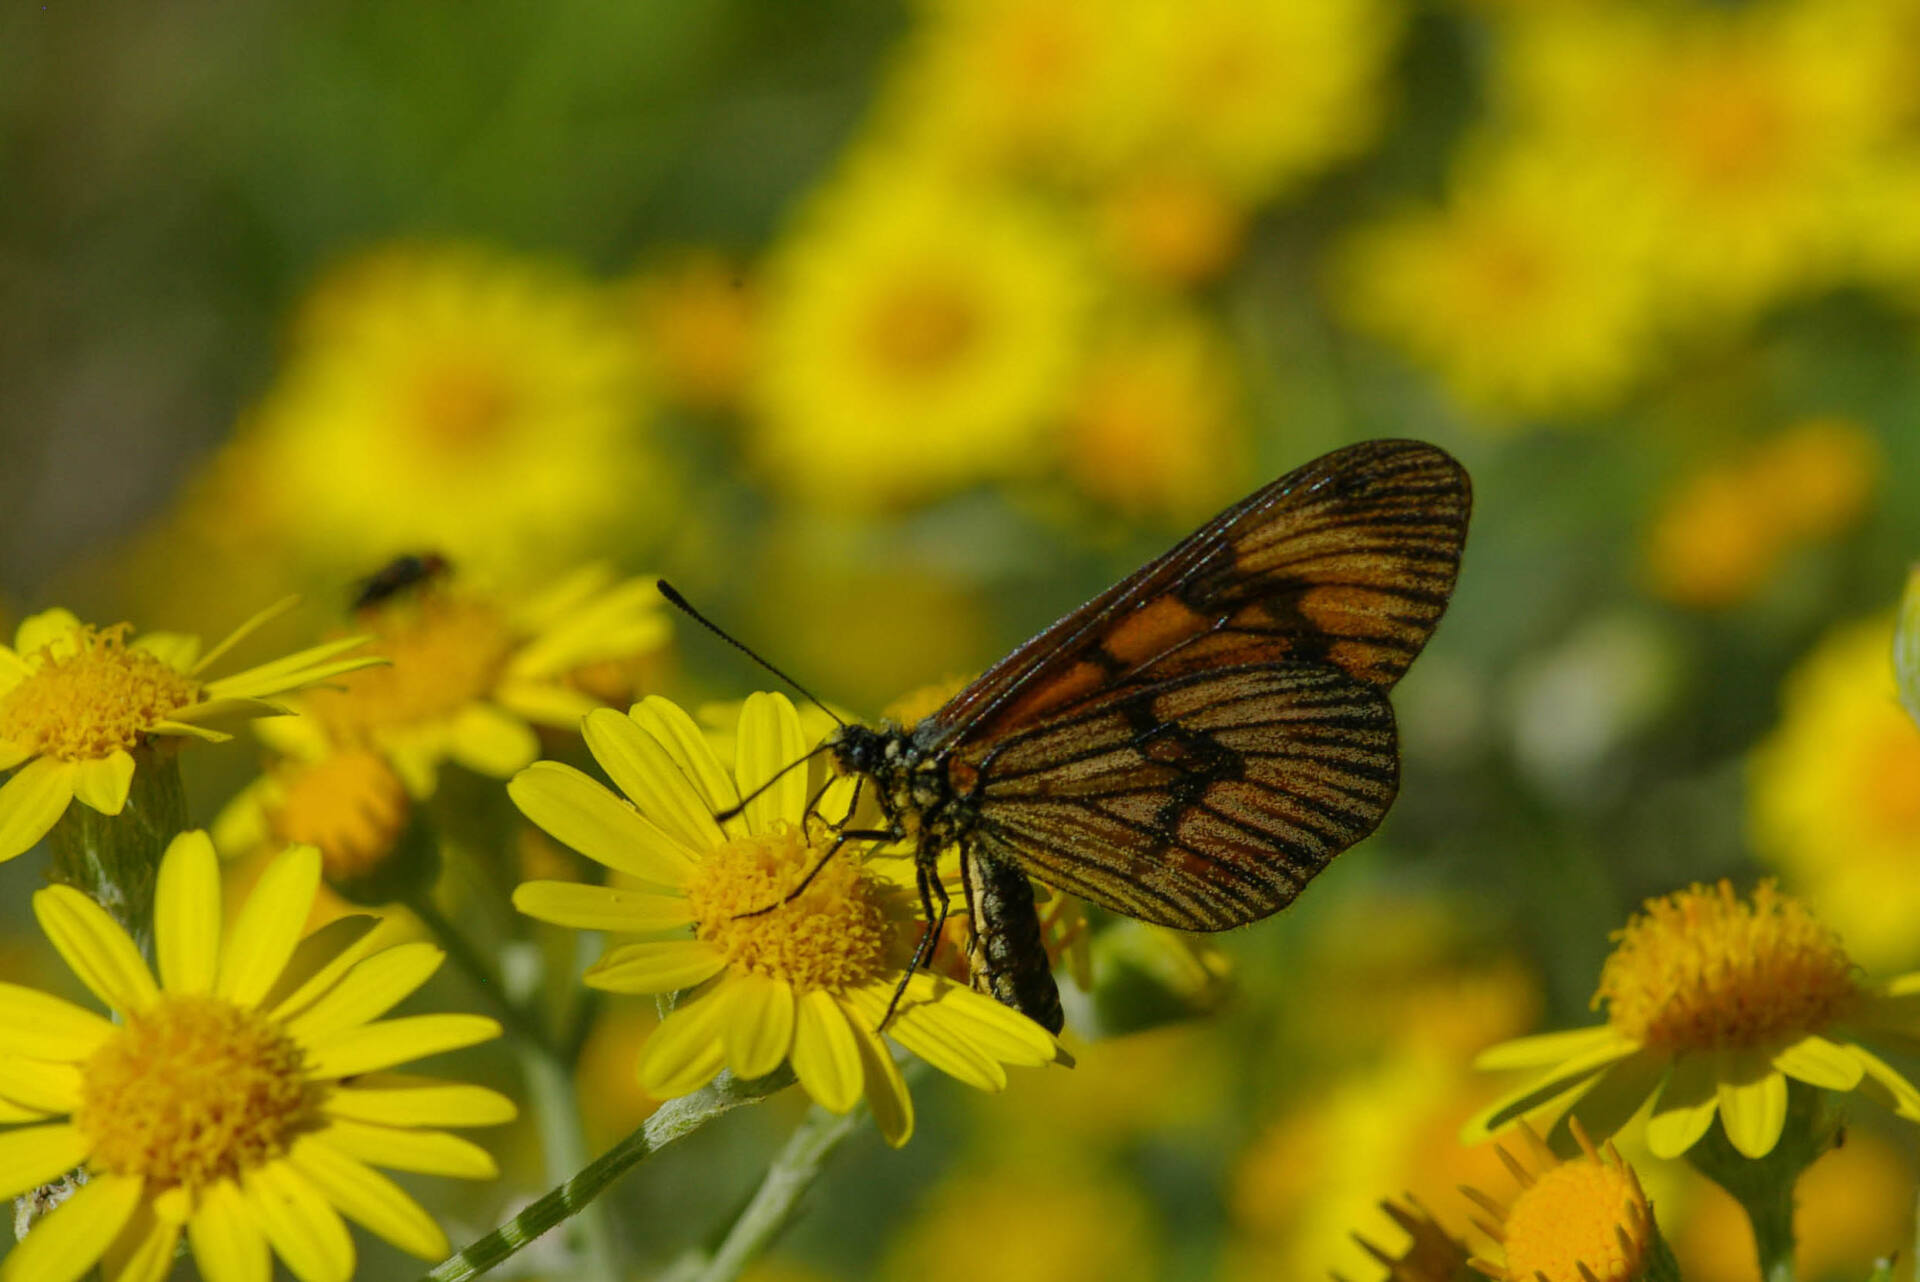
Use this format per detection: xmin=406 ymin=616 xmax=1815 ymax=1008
xmin=826 ymin=721 xmax=962 ymax=843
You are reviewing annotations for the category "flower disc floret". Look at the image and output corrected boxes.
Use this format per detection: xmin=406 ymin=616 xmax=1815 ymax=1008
xmin=1597 ymin=880 xmax=1857 ymax=1051
xmin=78 ymin=994 xmax=316 ymax=1189
xmin=0 ymin=625 xmax=197 ymax=761
xmin=1467 ymin=1124 xmax=1653 ymax=1282
xmin=685 ymin=825 xmax=895 ymax=992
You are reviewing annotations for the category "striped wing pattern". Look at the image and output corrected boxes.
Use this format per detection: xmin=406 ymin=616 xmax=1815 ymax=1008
xmin=921 ymin=439 xmax=1469 ymax=934
xmin=968 ymin=663 xmax=1398 ymax=930
xmin=926 ymin=439 xmax=1470 ymax=750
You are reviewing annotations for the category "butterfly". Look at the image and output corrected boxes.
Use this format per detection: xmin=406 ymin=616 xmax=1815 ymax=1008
xmin=824 ymin=439 xmax=1471 ymax=1033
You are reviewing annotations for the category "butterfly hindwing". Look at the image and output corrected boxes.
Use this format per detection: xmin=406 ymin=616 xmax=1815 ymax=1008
xmin=965 ymin=662 xmax=1398 ymax=930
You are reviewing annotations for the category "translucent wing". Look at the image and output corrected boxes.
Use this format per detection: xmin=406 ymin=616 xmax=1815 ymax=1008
xmin=967 ymin=662 xmax=1397 ymax=930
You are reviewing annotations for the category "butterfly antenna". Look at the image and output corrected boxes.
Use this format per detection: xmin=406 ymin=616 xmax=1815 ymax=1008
xmin=656 ymin=580 xmax=846 ymax=728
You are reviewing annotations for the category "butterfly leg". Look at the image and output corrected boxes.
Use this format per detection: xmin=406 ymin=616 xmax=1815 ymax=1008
xmin=734 ymin=826 xmax=896 ymax=918
xmin=880 ymin=851 xmax=952 ymax=1029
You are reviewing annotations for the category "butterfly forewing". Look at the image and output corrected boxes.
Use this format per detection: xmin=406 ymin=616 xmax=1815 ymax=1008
xmin=967 ymin=663 xmax=1398 ymax=929
xmin=924 ymin=439 xmax=1469 ymax=752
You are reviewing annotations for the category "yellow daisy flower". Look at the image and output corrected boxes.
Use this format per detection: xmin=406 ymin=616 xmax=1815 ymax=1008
xmin=752 ymin=155 xmax=1091 ymax=507
xmin=0 ymin=602 xmax=380 ymax=864
xmin=289 ymin=564 xmax=671 ymax=797
xmin=509 ymin=692 xmax=1062 ymax=1147
xmin=1749 ymin=615 xmax=1920 ymax=970
xmin=1462 ymin=1122 xmax=1661 ymax=1282
xmin=0 ymin=831 xmax=512 ymax=1282
xmin=240 ymin=242 xmax=660 ymax=581
xmin=1468 ymin=881 xmax=1920 ymax=1161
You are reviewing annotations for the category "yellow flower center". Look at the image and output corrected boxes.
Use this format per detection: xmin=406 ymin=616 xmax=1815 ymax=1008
xmin=1596 ymin=881 xmax=1857 ymax=1052
xmin=77 ymin=994 xmax=318 ymax=1190
xmin=411 ymin=357 xmax=519 ymax=447
xmin=1860 ymin=722 xmax=1920 ymax=835
xmin=268 ymin=748 xmax=411 ymax=881
xmin=684 ymin=824 xmax=895 ymax=992
xmin=0 ymin=625 xmax=198 ymax=761
xmin=1499 ymin=1157 xmax=1650 ymax=1282
xmin=866 ymin=277 xmax=982 ymax=379
xmin=305 ymin=598 xmax=514 ymax=740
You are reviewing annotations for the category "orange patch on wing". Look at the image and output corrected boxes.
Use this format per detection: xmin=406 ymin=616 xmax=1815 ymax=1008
xmin=992 ymin=660 xmax=1109 ymax=730
xmin=1102 ymin=594 xmax=1211 ymax=665
xmin=1297 ymin=584 xmax=1384 ymax=635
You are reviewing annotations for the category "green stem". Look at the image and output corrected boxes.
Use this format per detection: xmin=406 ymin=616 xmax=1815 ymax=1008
xmin=673 ymin=1104 xmax=866 ymax=1282
xmin=517 ymin=1041 xmax=619 ymax=1282
xmin=414 ymin=1068 xmax=794 ymax=1282
xmin=43 ymin=748 xmax=186 ymax=951
xmin=1683 ymin=1083 xmax=1844 ymax=1282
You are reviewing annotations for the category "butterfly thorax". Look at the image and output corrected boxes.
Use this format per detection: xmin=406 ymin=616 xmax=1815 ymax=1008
xmin=826 ymin=722 xmax=976 ymax=849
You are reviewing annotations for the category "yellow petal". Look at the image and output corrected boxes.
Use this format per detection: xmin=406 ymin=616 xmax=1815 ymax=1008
xmin=508 ymin=761 xmax=694 ymax=887
xmin=0 ymin=1056 xmax=83 ymax=1113
xmin=0 ymin=738 xmax=31 ymax=771
xmin=1773 ymin=1034 xmax=1866 ymax=1092
xmin=302 ymin=1014 xmax=502 ymax=1080
xmin=263 ymin=917 xmax=387 ymax=1025
xmin=512 ymin=881 xmax=693 ymax=933
xmin=200 ymin=635 xmax=374 ymax=698
xmin=216 ymin=844 xmax=322 ymax=1007
xmin=721 ymin=973 xmax=796 ymax=1080
xmin=0 ymin=647 xmax=30 ymax=690
xmin=493 ymin=679 xmax=599 ymax=728
xmin=188 ymin=1179 xmax=270 ymax=1282
xmin=0 ymin=756 xmax=77 ymax=863
xmin=585 ymin=939 xmax=728 ymax=994
xmin=1846 ymin=1043 xmax=1920 ymax=1119
xmin=15 ymin=608 xmax=82 ymax=657
xmin=842 ymin=1001 xmax=913 ymax=1148
xmin=71 ymin=751 xmax=135 ymax=816
xmin=318 ymin=1118 xmax=498 ymax=1178
xmin=155 ymin=831 xmax=222 ymax=994
xmin=100 ymin=1196 xmax=181 ymax=1282
xmin=1645 ymin=1053 xmax=1719 ymax=1159
xmin=33 ymin=884 xmax=158 ymax=1014
xmin=282 ymin=943 xmax=446 ymax=1045
xmin=630 ymin=696 xmax=744 ymax=829
xmin=1460 ymin=1032 xmax=1638 ymax=1144
xmin=1561 ymin=1049 xmax=1669 ymax=1148
xmin=638 ymin=984 xmax=736 ymax=1097
xmin=242 ymin=1160 xmax=354 ymax=1282
xmin=189 ymin=597 xmax=300 ymax=677
xmin=0 ymin=1123 xmax=94 ymax=1200
xmin=736 ymin=692 xmax=809 ymax=837
xmin=582 ymin=707 xmax=724 ymax=852
xmin=1473 ymin=1024 xmax=1631 ymax=1071
xmin=2 ymin=1170 xmax=140 ymax=1282
xmin=287 ymin=1135 xmax=448 ymax=1260
xmin=446 ymin=703 xmax=540 ymax=778
xmin=0 ymin=983 xmax=113 ymax=1060
xmin=321 ymin=1073 xmax=517 ymax=1128
xmin=888 ymin=974 xmax=1059 ymax=1065
xmin=131 ymin=631 xmax=200 ymax=673
xmin=1716 ymin=1056 xmax=1789 ymax=1159
xmin=791 ymin=989 xmax=864 ymax=1113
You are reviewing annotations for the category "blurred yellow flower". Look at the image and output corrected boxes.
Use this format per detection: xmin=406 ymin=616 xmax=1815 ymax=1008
xmin=1469 ymin=881 xmax=1920 ymax=1160
xmin=1674 ymin=1121 xmax=1913 ymax=1282
xmin=288 ymin=565 xmax=670 ymax=797
xmin=0 ymin=832 xmax=511 ymax=1282
xmin=509 ymin=693 xmax=1061 ymax=1147
xmin=879 ymin=1160 xmax=1158 ymax=1282
xmin=214 ymin=722 xmax=413 ymax=891
xmin=241 ymin=243 xmax=659 ymax=579
xmin=1461 ymin=1122 xmax=1657 ymax=1282
xmin=1058 ymin=306 xmax=1247 ymax=521
xmin=627 ymin=252 xmax=758 ymax=415
xmin=1644 ymin=418 xmax=1879 ymax=608
xmin=752 ymin=157 xmax=1091 ymax=506
xmin=1108 ymin=0 xmax=1403 ymax=203
xmin=1750 ymin=613 xmax=1920 ymax=969
xmin=1334 ymin=151 xmax=1657 ymax=420
xmin=0 ymin=602 xmax=379 ymax=863
xmin=1497 ymin=2 xmax=1897 ymax=324
xmin=1095 ymin=169 xmax=1246 ymax=286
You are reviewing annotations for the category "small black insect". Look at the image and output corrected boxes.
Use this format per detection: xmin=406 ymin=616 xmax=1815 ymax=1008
xmin=351 ymin=552 xmax=452 ymax=612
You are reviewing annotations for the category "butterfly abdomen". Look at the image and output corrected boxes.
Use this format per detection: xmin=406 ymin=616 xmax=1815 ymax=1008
xmin=962 ymin=847 xmax=1064 ymax=1034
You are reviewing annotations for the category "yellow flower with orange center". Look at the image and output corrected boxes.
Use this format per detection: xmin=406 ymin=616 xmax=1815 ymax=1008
xmin=1750 ymin=613 xmax=1920 ymax=970
xmin=1463 ymin=1123 xmax=1657 ymax=1282
xmin=627 ymin=252 xmax=759 ymax=414
xmin=0 ymin=831 xmax=511 ymax=1282
xmin=0 ymin=603 xmax=380 ymax=863
xmin=1469 ymin=881 xmax=1920 ymax=1160
xmin=280 ymin=564 xmax=670 ymax=796
xmin=510 ymin=692 xmax=1061 ymax=1147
